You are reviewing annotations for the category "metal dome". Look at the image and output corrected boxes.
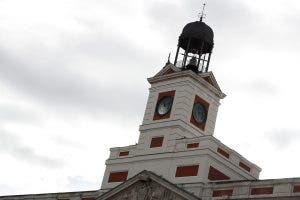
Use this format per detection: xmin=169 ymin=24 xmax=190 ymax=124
xmin=179 ymin=21 xmax=214 ymax=54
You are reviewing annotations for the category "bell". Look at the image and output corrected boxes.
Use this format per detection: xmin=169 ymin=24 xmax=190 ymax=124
xmin=185 ymin=56 xmax=198 ymax=72
xmin=188 ymin=56 xmax=197 ymax=66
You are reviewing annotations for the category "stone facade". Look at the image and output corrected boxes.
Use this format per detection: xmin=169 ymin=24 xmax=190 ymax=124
xmin=103 ymin=179 xmax=186 ymax=200
xmin=101 ymin=65 xmax=260 ymax=190
xmin=0 ymin=190 xmax=101 ymax=200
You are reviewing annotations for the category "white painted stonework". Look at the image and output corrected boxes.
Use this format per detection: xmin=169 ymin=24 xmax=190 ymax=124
xmin=101 ymin=64 xmax=261 ymax=190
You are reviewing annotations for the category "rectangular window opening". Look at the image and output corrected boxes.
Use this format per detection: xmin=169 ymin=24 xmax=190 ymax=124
xmin=212 ymin=189 xmax=233 ymax=197
xmin=239 ymin=161 xmax=251 ymax=172
xmin=150 ymin=136 xmax=164 ymax=148
xmin=187 ymin=143 xmax=199 ymax=149
xmin=251 ymin=187 xmax=273 ymax=195
xmin=119 ymin=151 xmax=129 ymax=156
xmin=217 ymin=147 xmax=229 ymax=158
xmin=108 ymin=171 xmax=128 ymax=183
xmin=175 ymin=165 xmax=199 ymax=177
xmin=293 ymin=185 xmax=300 ymax=193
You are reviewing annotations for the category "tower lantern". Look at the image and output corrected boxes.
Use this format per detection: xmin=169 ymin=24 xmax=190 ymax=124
xmin=174 ymin=18 xmax=214 ymax=73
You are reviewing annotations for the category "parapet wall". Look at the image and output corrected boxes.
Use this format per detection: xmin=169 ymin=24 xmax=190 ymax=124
xmin=182 ymin=177 xmax=300 ymax=199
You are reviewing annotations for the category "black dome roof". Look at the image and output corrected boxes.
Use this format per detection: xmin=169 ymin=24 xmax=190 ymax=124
xmin=179 ymin=21 xmax=214 ymax=53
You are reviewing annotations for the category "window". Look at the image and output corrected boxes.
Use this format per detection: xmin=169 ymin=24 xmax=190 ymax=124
xmin=108 ymin=171 xmax=128 ymax=183
xmin=175 ymin=165 xmax=199 ymax=177
xmin=239 ymin=161 xmax=251 ymax=172
xmin=187 ymin=143 xmax=199 ymax=149
xmin=251 ymin=187 xmax=273 ymax=195
xmin=150 ymin=136 xmax=164 ymax=148
xmin=212 ymin=189 xmax=233 ymax=197
xmin=217 ymin=147 xmax=229 ymax=158
xmin=293 ymin=185 xmax=300 ymax=193
xmin=119 ymin=151 xmax=129 ymax=156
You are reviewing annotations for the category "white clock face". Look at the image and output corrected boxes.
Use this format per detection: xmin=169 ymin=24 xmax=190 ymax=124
xmin=192 ymin=103 xmax=207 ymax=123
xmin=156 ymin=96 xmax=173 ymax=116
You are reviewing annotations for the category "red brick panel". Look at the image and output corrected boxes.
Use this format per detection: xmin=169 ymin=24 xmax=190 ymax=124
xmin=217 ymin=147 xmax=229 ymax=158
xmin=175 ymin=165 xmax=199 ymax=177
xmin=239 ymin=161 xmax=251 ymax=172
xmin=293 ymin=185 xmax=300 ymax=193
xmin=212 ymin=189 xmax=233 ymax=197
xmin=108 ymin=171 xmax=128 ymax=183
xmin=208 ymin=166 xmax=230 ymax=181
xmin=119 ymin=151 xmax=129 ymax=156
xmin=251 ymin=187 xmax=273 ymax=195
xmin=153 ymin=90 xmax=175 ymax=120
xmin=203 ymin=76 xmax=214 ymax=85
xmin=190 ymin=95 xmax=210 ymax=131
xmin=150 ymin=136 xmax=164 ymax=148
xmin=187 ymin=143 xmax=199 ymax=149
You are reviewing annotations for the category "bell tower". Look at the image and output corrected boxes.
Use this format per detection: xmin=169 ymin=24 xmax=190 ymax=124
xmin=101 ymin=16 xmax=261 ymax=191
xmin=139 ymin=18 xmax=224 ymax=139
xmin=174 ymin=19 xmax=213 ymax=73
xmin=175 ymin=4 xmax=213 ymax=73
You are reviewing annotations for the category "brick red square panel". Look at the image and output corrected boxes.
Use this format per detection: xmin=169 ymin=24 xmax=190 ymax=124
xmin=153 ymin=90 xmax=175 ymax=120
xmin=239 ymin=161 xmax=251 ymax=172
xmin=217 ymin=147 xmax=229 ymax=158
xmin=175 ymin=165 xmax=199 ymax=177
xmin=187 ymin=143 xmax=199 ymax=149
xmin=212 ymin=189 xmax=233 ymax=197
xmin=150 ymin=136 xmax=164 ymax=148
xmin=208 ymin=166 xmax=230 ymax=181
xmin=293 ymin=185 xmax=300 ymax=193
xmin=108 ymin=171 xmax=128 ymax=183
xmin=203 ymin=76 xmax=214 ymax=85
xmin=119 ymin=151 xmax=129 ymax=156
xmin=251 ymin=187 xmax=273 ymax=195
xmin=190 ymin=95 xmax=210 ymax=131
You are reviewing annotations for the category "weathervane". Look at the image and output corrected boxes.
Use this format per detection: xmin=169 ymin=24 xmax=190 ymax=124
xmin=198 ymin=3 xmax=206 ymax=22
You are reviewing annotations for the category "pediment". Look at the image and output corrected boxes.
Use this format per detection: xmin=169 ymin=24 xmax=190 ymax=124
xmin=98 ymin=171 xmax=199 ymax=200
xmin=150 ymin=65 xmax=225 ymax=99
xmin=154 ymin=63 xmax=180 ymax=77
xmin=200 ymin=71 xmax=222 ymax=93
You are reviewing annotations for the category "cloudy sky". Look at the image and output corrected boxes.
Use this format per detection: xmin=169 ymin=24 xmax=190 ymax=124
xmin=1 ymin=0 xmax=300 ymax=196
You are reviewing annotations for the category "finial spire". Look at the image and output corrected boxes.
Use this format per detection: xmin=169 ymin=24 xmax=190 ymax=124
xmin=198 ymin=3 xmax=206 ymax=22
xmin=166 ymin=52 xmax=171 ymax=65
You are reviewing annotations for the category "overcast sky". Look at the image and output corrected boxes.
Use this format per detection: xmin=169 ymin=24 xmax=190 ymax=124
xmin=1 ymin=0 xmax=300 ymax=196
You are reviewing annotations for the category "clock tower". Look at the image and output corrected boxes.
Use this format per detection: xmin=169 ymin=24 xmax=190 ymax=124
xmin=100 ymin=19 xmax=261 ymax=191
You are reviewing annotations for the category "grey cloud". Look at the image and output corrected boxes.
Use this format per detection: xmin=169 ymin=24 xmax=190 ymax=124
xmin=0 ymin=14 xmax=164 ymax=119
xmin=264 ymin=129 xmax=300 ymax=149
xmin=0 ymin=129 xmax=64 ymax=168
xmin=50 ymin=135 xmax=84 ymax=149
xmin=66 ymin=30 xmax=159 ymax=67
xmin=145 ymin=0 xmax=300 ymax=55
xmin=244 ymin=79 xmax=279 ymax=96
xmin=145 ymin=0 xmax=259 ymax=45
xmin=0 ymin=104 xmax=40 ymax=124
xmin=228 ymin=79 xmax=280 ymax=96
xmin=67 ymin=176 xmax=98 ymax=191
xmin=0 ymin=47 xmax=147 ymax=118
